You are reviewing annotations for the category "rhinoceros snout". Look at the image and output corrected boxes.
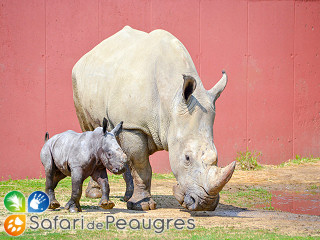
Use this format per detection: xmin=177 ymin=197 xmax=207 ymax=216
xmin=107 ymin=152 xmax=127 ymax=174
xmin=173 ymin=162 xmax=236 ymax=211
xmin=182 ymin=194 xmax=196 ymax=210
xmin=109 ymin=160 xmax=126 ymax=174
xmin=111 ymin=166 xmax=125 ymax=174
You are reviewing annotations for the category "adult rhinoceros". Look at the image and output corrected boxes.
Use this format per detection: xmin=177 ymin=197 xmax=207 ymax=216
xmin=72 ymin=26 xmax=236 ymax=211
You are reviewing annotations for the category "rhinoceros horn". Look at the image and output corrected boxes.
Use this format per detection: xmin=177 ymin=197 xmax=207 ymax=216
xmin=209 ymin=70 xmax=228 ymax=103
xmin=206 ymin=161 xmax=236 ymax=196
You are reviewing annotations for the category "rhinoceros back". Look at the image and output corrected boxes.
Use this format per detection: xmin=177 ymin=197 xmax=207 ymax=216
xmin=72 ymin=26 xmax=199 ymax=150
xmin=72 ymin=26 xmax=148 ymax=128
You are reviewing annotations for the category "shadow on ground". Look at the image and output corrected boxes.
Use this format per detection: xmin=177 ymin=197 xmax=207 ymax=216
xmin=76 ymin=194 xmax=250 ymax=218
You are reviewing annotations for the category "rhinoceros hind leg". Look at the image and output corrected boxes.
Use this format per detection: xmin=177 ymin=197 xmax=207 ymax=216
xmin=85 ymin=178 xmax=102 ymax=199
xmin=43 ymin=156 xmax=66 ymax=209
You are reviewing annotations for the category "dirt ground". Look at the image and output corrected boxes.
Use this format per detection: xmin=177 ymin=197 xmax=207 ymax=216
xmin=1 ymin=161 xmax=319 ymax=237
xmin=79 ymin=161 xmax=320 ymax=237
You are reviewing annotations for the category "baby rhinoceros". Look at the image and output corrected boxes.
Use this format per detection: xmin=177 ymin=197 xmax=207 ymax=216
xmin=40 ymin=118 xmax=127 ymax=212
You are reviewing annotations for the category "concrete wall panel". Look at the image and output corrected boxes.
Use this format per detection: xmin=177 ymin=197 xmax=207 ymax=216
xmin=294 ymin=1 xmax=320 ymax=157
xmin=1 ymin=0 xmax=320 ymax=179
xmin=247 ymin=1 xmax=294 ymax=164
xmin=200 ymin=0 xmax=248 ymax=166
xmin=46 ymin=0 xmax=99 ymax=137
xmin=0 ymin=0 xmax=46 ymax=179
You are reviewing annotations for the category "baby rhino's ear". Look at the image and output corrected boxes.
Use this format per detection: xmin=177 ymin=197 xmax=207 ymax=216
xmin=103 ymin=118 xmax=108 ymax=135
xmin=111 ymin=121 xmax=123 ymax=137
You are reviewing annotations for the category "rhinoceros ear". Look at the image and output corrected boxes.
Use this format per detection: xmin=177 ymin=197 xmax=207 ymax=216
xmin=182 ymin=74 xmax=197 ymax=103
xmin=111 ymin=121 xmax=123 ymax=137
xmin=209 ymin=70 xmax=227 ymax=104
xmin=102 ymin=117 xmax=108 ymax=135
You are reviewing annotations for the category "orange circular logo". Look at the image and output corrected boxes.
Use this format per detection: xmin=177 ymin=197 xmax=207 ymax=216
xmin=4 ymin=214 xmax=26 ymax=236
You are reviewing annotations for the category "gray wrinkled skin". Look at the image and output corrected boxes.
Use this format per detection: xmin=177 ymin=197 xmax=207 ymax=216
xmin=72 ymin=26 xmax=236 ymax=211
xmin=40 ymin=119 xmax=127 ymax=212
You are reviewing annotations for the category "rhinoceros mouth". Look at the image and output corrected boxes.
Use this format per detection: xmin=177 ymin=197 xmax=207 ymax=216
xmin=173 ymin=184 xmax=219 ymax=211
xmin=103 ymin=161 xmax=125 ymax=175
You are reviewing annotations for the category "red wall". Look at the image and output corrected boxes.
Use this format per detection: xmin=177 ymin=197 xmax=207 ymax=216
xmin=1 ymin=0 xmax=319 ymax=179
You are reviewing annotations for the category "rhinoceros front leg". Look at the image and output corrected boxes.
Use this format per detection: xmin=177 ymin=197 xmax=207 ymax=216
xmin=91 ymin=168 xmax=115 ymax=209
xmin=120 ymin=130 xmax=156 ymax=211
xmin=81 ymin=120 xmax=134 ymax=201
xmin=122 ymin=163 xmax=134 ymax=202
xmin=77 ymin=118 xmax=104 ymax=199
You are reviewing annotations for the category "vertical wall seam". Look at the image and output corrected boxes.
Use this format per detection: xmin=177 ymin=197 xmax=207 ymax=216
xmin=246 ymin=0 xmax=249 ymax=150
xmin=98 ymin=0 xmax=100 ymax=41
xmin=199 ymin=0 xmax=201 ymax=76
xmin=150 ymin=0 xmax=153 ymax=30
xmin=44 ymin=0 xmax=47 ymax=132
xmin=293 ymin=0 xmax=296 ymax=159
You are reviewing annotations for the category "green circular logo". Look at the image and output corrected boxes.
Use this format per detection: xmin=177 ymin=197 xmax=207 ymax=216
xmin=4 ymin=191 xmax=26 ymax=212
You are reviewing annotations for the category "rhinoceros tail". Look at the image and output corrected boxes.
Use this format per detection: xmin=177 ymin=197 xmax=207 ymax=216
xmin=44 ymin=132 xmax=49 ymax=142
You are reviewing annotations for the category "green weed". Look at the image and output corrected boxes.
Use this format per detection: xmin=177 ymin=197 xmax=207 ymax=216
xmin=236 ymin=149 xmax=262 ymax=170
xmin=309 ymin=184 xmax=320 ymax=190
xmin=152 ymin=172 xmax=175 ymax=179
xmin=278 ymin=155 xmax=320 ymax=167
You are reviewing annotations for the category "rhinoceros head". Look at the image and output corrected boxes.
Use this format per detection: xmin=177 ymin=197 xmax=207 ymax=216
xmin=168 ymin=71 xmax=236 ymax=211
xmin=98 ymin=118 xmax=127 ymax=174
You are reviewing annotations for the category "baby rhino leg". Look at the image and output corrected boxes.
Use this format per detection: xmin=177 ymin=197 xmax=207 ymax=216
xmin=92 ymin=168 xmax=114 ymax=209
xmin=65 ymin=168 xmax=84 ymax=212
xmin=122 ymin=163 xmax=134 ymax=202
xmin=42 ymin=150 xmax=66 ymax=210
xmin=46 ymin=170 xmax=66 ymax=209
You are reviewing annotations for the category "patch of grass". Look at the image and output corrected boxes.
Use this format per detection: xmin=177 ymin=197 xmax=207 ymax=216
xmin=235 ymin=149 xmax=262 ymax=170
xmin=308 ymin=184 xmax=320 ymax=195
xmin=0 ymin=178 xmax=46 ymax=197
xmin=0 ymin=177 xmax=319 ymax=239
xmin=263 ymin=206 xmax=275 ymax=210
xmin=0 ymin=177 xmax=89 ymax=196
xmin=278 ymin=155 xmax=320 ymax=168
xmin=108 ymin=173 xmax=125 ymax=181
xmin=309 ymin=184 xmax=320 ymax=190
xmin=221 ymin=187 xmax=271 ymax=209
xmin=188 ymin=226 xmax=317 ymax=240
xmin=0 ymin=226 xmax=316 ymax=239
xmin=0 ymin=173 xmax=135 ymax=196
xmin=0 ymin=173 xmax=174 ymax=202
xmin=152 ymin=172 xmax=175 ymax=179
xmin=0 ymin=173 xmax=175 ymax=207
xmin=0 ymin=172 xmax=174 ymax=196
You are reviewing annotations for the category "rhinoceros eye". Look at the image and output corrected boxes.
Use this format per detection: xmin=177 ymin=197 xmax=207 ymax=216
xmin=106 ymin=151 xmax=112 ymax=159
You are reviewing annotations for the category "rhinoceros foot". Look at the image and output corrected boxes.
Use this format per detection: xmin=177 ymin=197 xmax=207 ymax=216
xmin=99 ymin=199 xmax=115 ymax=210
xmin=85 ymin=178 xmax=102 ymax=199
xmin=48 ymin=200 xmax=60 ymax=210
xmin=127 ymin=197 xmax=156 ymax=211
xmin=65 ymin=200 xmax=82 ymax=213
